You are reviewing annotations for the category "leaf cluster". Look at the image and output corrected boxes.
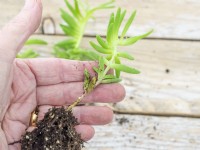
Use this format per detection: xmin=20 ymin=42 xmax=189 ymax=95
xmin=90 ymin=8 xmax=153 ymax=83
xmin=53 ymin=0 xmax=115 ymax=60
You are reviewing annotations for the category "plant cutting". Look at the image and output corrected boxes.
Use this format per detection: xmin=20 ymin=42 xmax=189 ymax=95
xmin=18 ymin=0 xmax=152 ymax=150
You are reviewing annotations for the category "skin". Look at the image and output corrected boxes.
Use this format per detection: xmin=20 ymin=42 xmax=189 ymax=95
xmin=0 ymin=0 xmax=125 ymax=149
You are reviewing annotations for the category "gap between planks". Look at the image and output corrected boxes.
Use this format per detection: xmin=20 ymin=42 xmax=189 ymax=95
xmin=34 ymin=33 xmax=200 ymax=42
xmin=83 ymin=113 xmax=200 ymax=150
xmin=1 ymin=0 xmax=200 ymax=40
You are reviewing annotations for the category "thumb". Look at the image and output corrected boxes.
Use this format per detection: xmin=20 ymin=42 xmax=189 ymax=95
xmin=0 ymin=0 xmax=43 ymax=62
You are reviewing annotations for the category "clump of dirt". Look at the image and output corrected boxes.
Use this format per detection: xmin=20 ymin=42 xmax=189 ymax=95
xmin=116 ymin=117 xmax=129 ymax=125
xmin=21 ymin=107 xmax=84 ymax=150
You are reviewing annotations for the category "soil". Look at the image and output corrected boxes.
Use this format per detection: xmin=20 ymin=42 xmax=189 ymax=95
xmin=21 ymin=107 xmax=84 ymax=150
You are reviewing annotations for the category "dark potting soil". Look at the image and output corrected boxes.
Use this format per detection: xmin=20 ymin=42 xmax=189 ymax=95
xmin=21 ymin=107 xmax=84 ymax=150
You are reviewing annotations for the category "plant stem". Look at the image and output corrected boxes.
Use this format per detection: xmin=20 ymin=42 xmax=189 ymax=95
xmin=67 ymin=94 xmax=86 ymax=111
xmin=67 ymin=50 xmax=116 ymax=111
xmin=74 ymin=14 xmax=92 ymax=49
xmin=74 ymin=22 xmax=86 ymax=49
xmin=95 ymin=47 xmax=117 ymax=86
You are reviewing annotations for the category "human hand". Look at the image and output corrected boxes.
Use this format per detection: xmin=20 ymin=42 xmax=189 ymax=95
xmin=0 ymin=0 xmax=125 ymax=149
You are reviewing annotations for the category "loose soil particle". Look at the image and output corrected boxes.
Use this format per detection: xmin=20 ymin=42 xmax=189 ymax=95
xmin=21 ymin=107 xmax=84 ymax=150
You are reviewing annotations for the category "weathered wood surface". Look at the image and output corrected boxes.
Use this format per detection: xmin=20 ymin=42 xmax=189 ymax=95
xmin=83 ymin=114 xmax=200 ymax=150
xmin=1 ymin=0 xmax=200 ymax=40
xmin=2 ymin=1 xmax=200 ymax=149
xmin=21 ymin=35 xmax=200 ymax=117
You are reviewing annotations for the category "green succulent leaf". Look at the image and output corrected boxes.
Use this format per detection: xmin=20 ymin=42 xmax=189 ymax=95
xmin=53 ymin=47 xmax=69 ymax=59
xmin=121 ymin=11 xmax=136 ymax=39
xmin=106 ymin=55 xmax=112 ymax=60
xmin=55 ymin=39 xmax=76 ymax=49
xmin=64 ymin=0 xmax=83 ymax=20
xmin=114 ymin=56 xmax=121 ymax=78
xmin=101 ymin=78 xmax=122 ymax=84
xmin=64 ymin=0 xmax=77 ymax=17
xmin=106 ymin=23 xmax=115 ymax=44
xmin=90 ymin=41 xmax=112 ymax=54
xmin=104 ymin=74 xmax=116 ymax=79
xmin=17 ymin=49 xmax=39 ymax=58
xmin=108 ymin=13 xmax=115 ymax=27
xmin=99 ymin=57 xmax=105 ymax=72
xmin=117 ymin=52 xmax=134 ymax=60
xmin=93 ymin=67 xmax=99 ymax=73
xmin=60 ymin=9 xmax=78 ymax=29
xmin=90 ymin=0 xmax=115 ymax=13
xmin=60 ymin=24 xmax=78 ymax=38
xmin=25 ymin=39 xmax=47 ymax=45
xmin=114 ymin=8 xmax=126 ymax=38
xmin=74 ymin=0 xmax=82 ymax=18
xmin=96 ymin=35 xmax=109 ymax=49
xmin=110 ymin=64 xmax=140 ymax=74
xmin=119 ymin=29 xmax=153 ymax=46
xmin=81 ymin=51 xmax=100 ymax=60
xmin=103 ymin=57 xmax=109 ymax=66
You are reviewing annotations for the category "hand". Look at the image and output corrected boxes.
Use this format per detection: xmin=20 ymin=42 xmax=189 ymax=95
xmin=0 ymin=0 xmax=125 ymax=149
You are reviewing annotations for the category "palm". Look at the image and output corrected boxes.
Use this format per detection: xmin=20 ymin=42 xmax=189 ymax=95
xmin=1 ymin=59 xmax=124 ymax=149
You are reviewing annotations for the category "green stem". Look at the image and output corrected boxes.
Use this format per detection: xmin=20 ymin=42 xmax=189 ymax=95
xmin=74 ymin=22 xmax=86 ymax=48
xmin=67 ymin=49 xmax=117 ymax=111
xmin=74 ymin=13 xmax=93 ymax=49
xmin=95 ymin=47 xmax=117 ymax=86
xmin=67 ymin=93 xmax=86 ymax=111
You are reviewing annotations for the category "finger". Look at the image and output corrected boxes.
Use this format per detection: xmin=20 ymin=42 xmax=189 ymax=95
xmin=36 ymin=82 xmax=125 ymax=105
xmin=0 ymin=0 xmax=42 ymax=62
xmin=73 ymin=106 xmax=113 ymax=125
xmin=23 ymin=58 xmax=98 ymax=86
xmin=75 ymin=125 xmax=95 ymax=141
xmin=38 ymin=106 xmax=113 ymax=125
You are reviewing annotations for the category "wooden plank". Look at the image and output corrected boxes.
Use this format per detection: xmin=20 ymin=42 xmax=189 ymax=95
xmin=83 ymin=114 xmax=200 ymax=149
xmin=21 ymin=35 xmax=200 ymax=117
xmin=1 ymin=0 xmax=200 ymax=40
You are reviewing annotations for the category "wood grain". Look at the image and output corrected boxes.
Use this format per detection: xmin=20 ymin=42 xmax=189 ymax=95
xmin=83 ymin=114 xmax=200 ymax=150
xmin=21 ymin=35 xmax=200 ymax=117
xmin=1 ymin=0 xmax=200 ymax=40
xmin=2 ymin=1 xmax=200 ymax=149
